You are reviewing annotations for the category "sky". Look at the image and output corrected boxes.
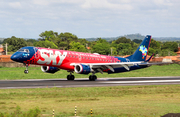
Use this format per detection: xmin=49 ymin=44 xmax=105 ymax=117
xmin=0 ymin=0 xmax=180 ymax=38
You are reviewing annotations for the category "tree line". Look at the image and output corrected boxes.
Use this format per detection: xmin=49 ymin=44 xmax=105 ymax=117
xmin=2 ymin=31 xmax=179 ymax=56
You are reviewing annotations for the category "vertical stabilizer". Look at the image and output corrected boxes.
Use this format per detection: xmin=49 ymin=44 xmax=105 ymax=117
xmin=127 ymin=35 xmax=151 ymax=61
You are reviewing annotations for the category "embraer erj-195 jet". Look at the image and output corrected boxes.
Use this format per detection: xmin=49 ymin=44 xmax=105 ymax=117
xmin=11 ymin=35 xmax=163 ymax=81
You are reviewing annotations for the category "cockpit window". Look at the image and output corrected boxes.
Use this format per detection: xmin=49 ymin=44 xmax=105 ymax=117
xmin=18 ymin=49 xmax=29 ymax=53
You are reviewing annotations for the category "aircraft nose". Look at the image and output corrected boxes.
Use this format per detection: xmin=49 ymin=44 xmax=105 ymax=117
xmin=11 ymin=53 xmax=21 ymax=61
xmin=11 ymin=54 xmax=18 ymax=61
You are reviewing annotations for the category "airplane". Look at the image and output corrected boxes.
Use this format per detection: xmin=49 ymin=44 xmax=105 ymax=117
xmin=11 ymin=35 xmax=164 ymax=81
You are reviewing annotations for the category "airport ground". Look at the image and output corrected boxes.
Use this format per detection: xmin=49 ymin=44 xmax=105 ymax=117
xmin=0 ymin=64 xmax=180 ymax=80
xmin=0 ymin=64 xmax=180 ymax=116
xmin=1 ymin=85 xmax=180 ymax=117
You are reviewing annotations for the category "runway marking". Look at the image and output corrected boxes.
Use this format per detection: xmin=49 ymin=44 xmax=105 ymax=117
xmin=102 ymin=80 xmax=180 ymax=84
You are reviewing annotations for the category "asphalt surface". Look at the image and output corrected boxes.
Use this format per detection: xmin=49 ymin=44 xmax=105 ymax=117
xmin=1 ymin=76 xmax=180 ymax=89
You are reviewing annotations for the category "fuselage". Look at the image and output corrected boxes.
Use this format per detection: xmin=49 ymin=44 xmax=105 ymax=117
xmin=11 ymin=46 xmax=141 ymax=72
xmin=10 ymin=35 xmax=152 ymax=81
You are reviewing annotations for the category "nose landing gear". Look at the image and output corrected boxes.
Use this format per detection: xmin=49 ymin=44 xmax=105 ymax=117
xmin=24 ymin=63 xmax=29 ymax=74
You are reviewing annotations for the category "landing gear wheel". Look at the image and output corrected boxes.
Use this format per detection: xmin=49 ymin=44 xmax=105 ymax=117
xmin=67 ymin=75 xmax=75 ymax=80
xmin=89 ymin=75 xmax=97 ymax=81
xmin=24 ymin=70 xmax=29 ymax=74
xmin=24 ymin=63 xmax=29 ymax=74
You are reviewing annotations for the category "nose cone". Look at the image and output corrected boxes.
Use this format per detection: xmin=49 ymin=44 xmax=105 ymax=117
xmin=11 ymin=54 xmax=18 ymax=61
xmin=11 ymin=53 xmax=22 ymax=62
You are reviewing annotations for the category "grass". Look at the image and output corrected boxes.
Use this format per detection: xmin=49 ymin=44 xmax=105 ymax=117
xmin=0 ymin=64 xmax=180 ymax=116
xmin=0 ymin=64 xmax=180 ymax=80
xmin=0 ymin=85 xmax=180 ymax=116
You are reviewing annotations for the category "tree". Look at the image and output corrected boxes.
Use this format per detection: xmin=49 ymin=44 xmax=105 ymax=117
xmin=91 ymin=38 xmax=110 ymax=55
xmin=3 ymin=36 xmax=27 ymax=52
xmin=111 ymin=37 xmax=136 ymax=55
xmin=92 ymin=43 xmax=110 ymax=55
xmin=56 ymin=32 xmax=78 ymax=50
xmin=148 ymin=48 xmax=156 ymax=56
xmin=111 ymin=47 xmax=118 ymax=56
xmin=26 ymin=39 xmax=38 ymax=46
xmin=161 ymin=42 xmax=178 ymax=52
xmin=114 ymin=37 xmax=134 ymax=46
xmin=78 ymin=38 xmax=91 ymax=48
xmin=34 ymin=40 xmax=58 ymax=49
xmin=160 ymin=49 xmax=177 ymax=56
xmin=150 ymin=39 xmax=160 ymax=49
xmin=39 ymin=30 xmax=58 ymax=42
xmin=133 ymin=39 xmax=142 ymax=44
xmin=148 ymin=39 xmax=161 ymax=55
xmin=117 ymin=43 xmax=133 ymax=55
xmin=69 ymin=41 xmax=87 ymax=52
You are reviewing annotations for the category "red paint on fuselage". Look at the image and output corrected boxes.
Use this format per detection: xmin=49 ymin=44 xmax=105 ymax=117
xmin=26 ymin=47 xmax=120 ymax=71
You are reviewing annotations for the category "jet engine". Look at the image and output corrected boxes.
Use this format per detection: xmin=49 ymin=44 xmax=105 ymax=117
xmin=41 ymin=66 xmax=59 ymax=73
xmin=74 ymin=64 xmax=91 ymax=74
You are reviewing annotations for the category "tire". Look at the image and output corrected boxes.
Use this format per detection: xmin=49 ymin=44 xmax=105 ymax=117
xmin=67 ymin=75 xmax=75 ymax=80
xmin=89 ymin=75 xmax=97 ymax=81
xmin=24 ymin=70 xmax=29 ymax=74
xmin=67 ymin=75 xmax=71 ymax=80
xmin=71 ymin=75 xmax=75 ymax=80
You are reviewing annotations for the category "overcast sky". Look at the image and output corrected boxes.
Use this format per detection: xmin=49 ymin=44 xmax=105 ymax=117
xmin=0 ymin=0 xmax=180 ymax=38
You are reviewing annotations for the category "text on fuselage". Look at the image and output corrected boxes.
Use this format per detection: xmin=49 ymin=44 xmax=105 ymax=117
xmin=37 ymin=49 xmax=67 ymax=66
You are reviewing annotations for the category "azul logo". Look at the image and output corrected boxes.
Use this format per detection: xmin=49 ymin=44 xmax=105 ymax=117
xmin=139 ymin=45 xmax=147 ymax=59
xmin=23 ymin=53 xmax=29 ymax=57
xmin=37 ymin=49 xmax=67 ymax=66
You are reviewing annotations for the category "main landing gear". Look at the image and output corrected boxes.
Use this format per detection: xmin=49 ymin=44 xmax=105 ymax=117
xmin=66 ymin=71 xmax=97 ymax=81
xmin=67 ymin=72 xmax=75 ymax=80
xmin=89 ymin=75 xmax=97 ymax=81
xmin=24 ymin=63 xmax=29 ymax=74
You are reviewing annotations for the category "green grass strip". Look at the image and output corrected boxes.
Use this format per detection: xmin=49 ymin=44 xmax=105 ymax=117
xmin=0 ymin=64 xmax=180 ymax=80
xmin=0 ymin=85 xmax=180 ymax=116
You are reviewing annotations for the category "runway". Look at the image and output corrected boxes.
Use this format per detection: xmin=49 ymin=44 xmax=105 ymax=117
xmin=1 ymin=76 xmax=180 ymax=89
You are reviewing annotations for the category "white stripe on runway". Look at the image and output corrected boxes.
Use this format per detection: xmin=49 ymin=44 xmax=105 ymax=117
xmin=102 ymin=80 xmax=180 ymax=84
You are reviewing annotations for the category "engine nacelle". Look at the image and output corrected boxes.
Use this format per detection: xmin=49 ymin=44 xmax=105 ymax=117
xmin=41 ymin=66 xmax=59 ymax=73
xmin=74 ymin=64 xmax=91 ymax=74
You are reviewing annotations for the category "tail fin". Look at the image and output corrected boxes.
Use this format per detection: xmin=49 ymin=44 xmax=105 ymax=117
xmin=126 ymin=35 xmax=151 ymax=61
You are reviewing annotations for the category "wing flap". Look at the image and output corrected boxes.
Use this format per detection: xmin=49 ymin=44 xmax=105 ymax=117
xmin=105 ymin=65 xmax=114 ymax=72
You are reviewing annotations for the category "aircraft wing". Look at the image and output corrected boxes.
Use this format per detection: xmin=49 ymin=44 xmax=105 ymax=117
xmin=71 ymin=62 xmax=142 ymax=73
xmin=70 ymin=61 xmax=172 ymax=73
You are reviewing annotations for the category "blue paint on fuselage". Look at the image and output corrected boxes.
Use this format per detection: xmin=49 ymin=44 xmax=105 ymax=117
xmin=114 ymin=56 xmax=140 ymax=62
xmin=11 ymin=47 xmax=35 ymax=63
